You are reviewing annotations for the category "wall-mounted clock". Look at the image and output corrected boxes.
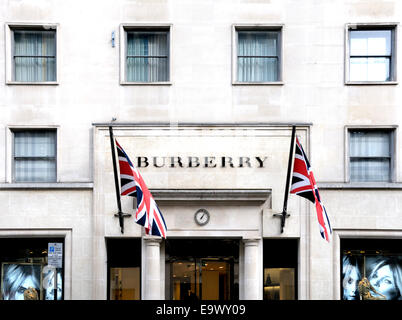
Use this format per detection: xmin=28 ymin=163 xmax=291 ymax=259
xmin=194 ymin=208 xmax=210 ymax=226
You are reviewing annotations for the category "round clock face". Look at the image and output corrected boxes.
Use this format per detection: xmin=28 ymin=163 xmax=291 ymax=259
xmin=195 ymin=209 xmax=210 ymax=226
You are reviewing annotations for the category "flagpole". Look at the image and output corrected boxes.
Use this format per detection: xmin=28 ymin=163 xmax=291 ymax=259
xmin=274 ymin=125 xmax=296 ymax=233
xmin=109 ymin=126 xmax=130 ymax=233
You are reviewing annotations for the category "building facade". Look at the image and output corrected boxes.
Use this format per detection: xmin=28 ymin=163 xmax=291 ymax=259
xmin=1 ymin=0 xmax=402 ymax=300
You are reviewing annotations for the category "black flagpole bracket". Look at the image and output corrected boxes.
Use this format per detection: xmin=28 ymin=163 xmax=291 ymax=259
xmin=114 ymin=211 xmax=132 ymax=234
xmin=273 ymin=211 xmax=291 ymax=233
xmin=273 ymin=125 xmax=296 ymax=234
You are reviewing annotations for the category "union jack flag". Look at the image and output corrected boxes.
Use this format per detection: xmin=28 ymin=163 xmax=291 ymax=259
xmin=290 ymin=137 xmax=332 ymax=242
xmin=115 ymin=139 xmax=167 ymax=238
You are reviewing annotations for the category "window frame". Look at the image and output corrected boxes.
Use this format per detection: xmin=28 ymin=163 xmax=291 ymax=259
xmin=345 ymin=23 xmax=398 ymax=85
xmin=8 ymin=127 xmax=59 ymax=183
xmin=5 ymin=23 xmax=59 ymax=85
xmin=119 ymin=23 xmax=172 ymax=85
xmin=232 ymin=24 xmax=284 ymax=85
xmin=345 ymin=126 xmax=397 ymax=184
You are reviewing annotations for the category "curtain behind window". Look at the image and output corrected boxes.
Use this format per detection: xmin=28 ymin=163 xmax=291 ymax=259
xmin=238 ymin=31 xmax=279 ymax=82
xmin=14 ymin=131 xmax=56 ymax=182
xmin=126 ymin=32 xmax=168 ymax=82
xmin=14 ymin=30 xmax=56 ymax=82
xmin=350 ymin=131 xmax=391 ymax=182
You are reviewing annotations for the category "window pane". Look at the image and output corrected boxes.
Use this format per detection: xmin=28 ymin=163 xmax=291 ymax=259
xmin=14 ymin=30 xmax=56 ymax=82
xmin=238 ymin=31 xmax=278 ymax=57
xmin=126 ymin=32 xmax=168 ymax=82
xmin=350 ymin=158 xmax=390 ymax=182
xmin=350 ymin=30 xmax=391 ymax=56
xmin=15 ymin=159 xmax=56 ymax=182
xmin=238 ymin=57 xmax=278 ymax=82
xmin=110 ymin=268 xmax=140 ymax=300
xmin=14 ymin=131 xmax=56 ymax=158
xmin=350 ymin=57 xmax=390 ymax=81
xmin=14 ymin=130 xmax=56 ymax=182
xmin=237 ymin=31 xmax=279 ymax=82
xmin=350 ymin=131 xmax=390 ymax=157
xmin=264 ymin=268 xmax=295 ymax=300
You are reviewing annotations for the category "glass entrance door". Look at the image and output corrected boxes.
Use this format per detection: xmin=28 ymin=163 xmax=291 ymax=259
xmin=200 ymin=259 xmax=231 ymax=300
xmin=170 ymin=258 xmax=233 ymax=301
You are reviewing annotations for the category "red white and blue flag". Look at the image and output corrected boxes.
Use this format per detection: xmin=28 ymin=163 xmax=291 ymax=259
xmin=115 ymin=139 xmax=167 ymax=238
xmin=290 ymin=137 xmax=332 ymax=242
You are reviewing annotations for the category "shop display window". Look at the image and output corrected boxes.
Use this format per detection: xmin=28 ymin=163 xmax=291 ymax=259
xmin=341 ymin=239 xmax=402 ymax=300
xmin=0 ymin=238 xmax=64 ymax=300
xmin=263 ymin=239 xmax=298 ymax=300
xmin=107 ymin=238 xmax=141 ymax=300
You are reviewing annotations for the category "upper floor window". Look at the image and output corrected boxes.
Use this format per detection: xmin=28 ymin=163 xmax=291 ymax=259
xmin=6 ymin=24 xmax=57 ymax=84
xmin=233 ymin=25 xmax=283 ymax=84
xmin=120 ymin=25 xmax=171 ymax=84
xmin=349 ymin=129 xmax=394 ymax=182
xmin=346 ymin=24 xmax=397 ymax=84
xmin=13 ymin=130 xmax=57 ymax=182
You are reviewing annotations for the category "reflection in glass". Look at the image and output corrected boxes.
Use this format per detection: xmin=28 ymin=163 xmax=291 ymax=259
xmin=263 ymin=268 xmax=295 ymax=300
xmin=42 ymin=266 xmax=62 ymax=300
xmin=109 ymin=267 xmax=140 ymax=300
xmin=170 ymin=259 xmax=232 ymax=301
xmin=349 ymin=29 xmax=392 ymax=82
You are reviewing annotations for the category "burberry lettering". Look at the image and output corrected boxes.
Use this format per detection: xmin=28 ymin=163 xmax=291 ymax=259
xmin=135 ymin=156 xmax=268 ymax=168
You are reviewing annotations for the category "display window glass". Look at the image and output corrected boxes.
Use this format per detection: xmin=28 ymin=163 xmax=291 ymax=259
xmin=263 ymin=239 xmax=298 ymax=300
xmin=165 ymin=239 xmax=239 ymax=301
xmin=341 ymin=239 xmax=402 ymax=300
xmin=0 ymin=238 xmax=64 ymax=300
xmin=106 ymin=238 xmax=141 ymax=300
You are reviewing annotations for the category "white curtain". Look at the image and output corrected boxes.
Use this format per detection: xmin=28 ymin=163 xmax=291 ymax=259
xmin=238 ymin=31 xmax=278 ymax=82
xmin=14 ymin=30 xmax=56 ymax=82
xmin=14 ymin=131 xmax=56 ymax=182
xmin=126 ymin=32 xmax=168 ymax=82
xmin=350 ymin=131 xmax=391 ymax=182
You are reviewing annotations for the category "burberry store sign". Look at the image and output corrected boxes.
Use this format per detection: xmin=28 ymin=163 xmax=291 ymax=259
xmin=134 ymin=156 xmax=268 ymax=168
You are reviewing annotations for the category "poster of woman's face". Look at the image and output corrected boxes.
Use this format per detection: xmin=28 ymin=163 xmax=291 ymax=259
xmin=1 ymin=263 xmax=41 ymax=300
xmin=342 ymin=254 xmax=402 ymax=300
xmin=42 ymin=265 xmax=62 ymax=300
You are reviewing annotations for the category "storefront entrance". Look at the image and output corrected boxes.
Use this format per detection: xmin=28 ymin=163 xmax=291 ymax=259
xmin=166 ymin=239 xmax=239 ymax=300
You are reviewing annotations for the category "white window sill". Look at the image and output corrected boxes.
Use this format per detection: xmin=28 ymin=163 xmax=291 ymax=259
xmin=0 ymin=182 xmax=93 ymax=189
xmin=318 ymin=182 xmax=402 ymax=189
xmin=232 ymin=81 xmax=284 ymax=86
xmin=6 ymin=81 xmax=59 ymax=85
xmin=345 ymin=81 xmax=398 ymax=86
xmin=120 ymin=81 xmax=172 ymax=86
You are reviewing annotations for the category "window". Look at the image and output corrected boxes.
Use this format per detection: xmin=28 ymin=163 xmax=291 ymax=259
xmin=0 ymin=237 xmax=64 ymax=300
xmin=6 ymin=24 xmax=57 ymax=83
xmin=13 ymin=130 xmax=57 ymax=182
xmin=263 ymin=239 xmax=297 ymax=300
xmin=121 ymin=25 xmax=170 ymax=84
xmin=233 ymin=25 xmax=282 ymax=83
xmin=348 ymin=129 xmax=394 ymax=182
xmin=341 ymin=238 xmax=402 ymax=300
xmin=346 ymin=25 xmax=397 ymax=83
xmin=107 ymin=238 xmax=141 ymax=300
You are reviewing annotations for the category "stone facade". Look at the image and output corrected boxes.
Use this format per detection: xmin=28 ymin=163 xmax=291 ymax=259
xmin=0 ymin=0 xmax=401 ymax=300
